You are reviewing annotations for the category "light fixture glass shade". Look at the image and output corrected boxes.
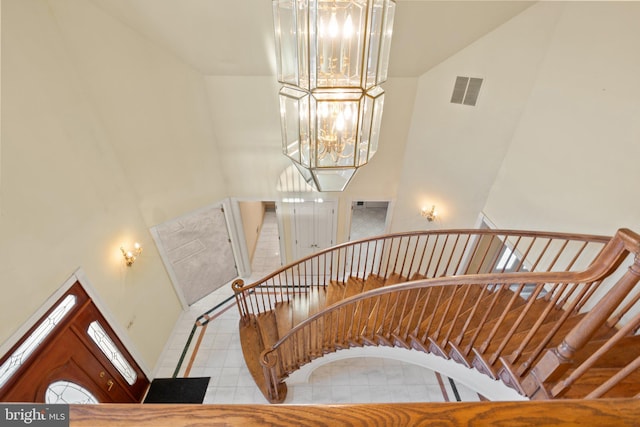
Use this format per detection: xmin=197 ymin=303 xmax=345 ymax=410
xmin=273 ymin=0 xmax=396 ymax=90
xmin=279 ymin=85 xmax=385 ymax=191
xmin=273 ymin=0 xmax=395 ymax=192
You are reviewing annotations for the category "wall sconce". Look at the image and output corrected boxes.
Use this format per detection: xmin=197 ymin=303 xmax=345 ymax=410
xmin=120 ymin=243 xmax=142 ymax=267
xmin=421 ymin=205 xmax=438 ymax=222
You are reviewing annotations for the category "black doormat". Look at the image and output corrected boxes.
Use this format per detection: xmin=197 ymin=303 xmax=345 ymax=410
xmin=144 ymin=377 xmax=210 ymax=404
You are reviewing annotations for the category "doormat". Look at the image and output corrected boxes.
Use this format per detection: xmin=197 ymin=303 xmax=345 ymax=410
xmin=144 ymin=377 xmax=210 ymax=404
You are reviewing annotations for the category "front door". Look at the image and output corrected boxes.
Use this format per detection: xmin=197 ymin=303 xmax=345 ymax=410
xmin=0 ymin=282 xmax=149 ymax=403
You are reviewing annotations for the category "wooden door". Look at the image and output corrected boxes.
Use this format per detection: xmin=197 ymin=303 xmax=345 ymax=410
xmin=0 ymin=282 xmax=149 ymax=403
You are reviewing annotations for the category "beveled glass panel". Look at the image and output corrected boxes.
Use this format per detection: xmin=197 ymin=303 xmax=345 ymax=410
xmin=279 ymin=86 xmax=309 ymax=165
xmin=87 ymin=321 xmax=137 ymax=385
xmin=312 ymin=168 xmax=358 ymax=192
xmin=0 ymin=294 xmax=77 ymax=388
xmin=367 ymin=87 xmax=385 ymax=162
xmin=365 ymin=0 xmax=384 ymax=89
xmin=355 ymin=87 xmax=383 ymax=165
xmin=274 ymin=0 xmax=308 ymax=89
xmin=376 ymin=0 xmax=395 ymax=84
xmin=46 ymin=380 xmax=99 ymax=404
xmin=312 ymin=90 xmax=362 ymax=168
xmin=314 ymin=0 xmax=367 ymax=88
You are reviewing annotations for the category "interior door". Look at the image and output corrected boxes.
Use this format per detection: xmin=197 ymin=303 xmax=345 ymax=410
xmin=293 ymin=200 xmax=336 ymax=260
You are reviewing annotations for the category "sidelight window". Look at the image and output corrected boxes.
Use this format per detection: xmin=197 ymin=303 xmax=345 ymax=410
xmin=87 ymin=321 xmax=137 ymax=385
xmin=0 ymin=294 xmax=77 ymax=388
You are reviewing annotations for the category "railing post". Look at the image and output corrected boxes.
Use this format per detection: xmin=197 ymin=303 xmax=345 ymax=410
xmin=260 ymin=349 xmax=286 ymax=403
xmin=232 ymin=279 xmax=250 ymax=325
xmin=522 ymin=254 xmax=640 ymax=399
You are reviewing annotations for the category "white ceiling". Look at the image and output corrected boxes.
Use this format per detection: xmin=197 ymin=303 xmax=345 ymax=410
xmin=88 ymin=0 xmax=534 ymax=78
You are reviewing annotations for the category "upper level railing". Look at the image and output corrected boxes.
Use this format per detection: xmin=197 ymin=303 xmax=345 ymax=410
xmin=69 ymin=399 xmax=640 ymax=426
xmin=233 ymin=229 xmax=611 ymax=322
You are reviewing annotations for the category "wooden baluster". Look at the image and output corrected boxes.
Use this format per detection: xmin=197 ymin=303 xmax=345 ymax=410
xmin=451 ymin=233 xmax=472 ymax=275
xmin=526 ymin=237 xmax=549 ymax=272
xmin=608 ymin=287 xmax=640 ymax=328
xmin=551 ymin=309 xmax=640 ymax=398
xmin=406 ymin=235 xmax=421 ymax=280
xmin=474 ymin=283 xmax=513 ymax=354
xmin=420 ymin=286 xmax=447 ymax=342
xmin=423 ymin=234 xmax=441 ymax=278
xmin=464 ymin=283 xmax=508 ymax=355
xmin=586 ymin=355 xmax=640 ymax=399
xmin=395 ymin=288 xmax=418 ymax=341
xmin=432 ymin=285 xmax=459 ymax=341
xmin=523 ymin=251 xmax=640 ymax=398
xmin=461 ymin=233 xmax=484 ymax=275
xmin=442 ymin=284 xmax=473 ymax=345
xmin=453 ymin=284 xmax=489 ymax=346
xmin=544 ymin=239 xmax=568 ymax=273
xmin=432 ymin=235 xmax=450 ymax=277
xmin=412 ymin=287 xmax=433 ymax=340
xmin=415 ymin=235 xmax=431 ymax=278
xmin=510 ymin=282 xmax=591 ymax=374
xmin=441 ymin=234 xmax=462 ymax=276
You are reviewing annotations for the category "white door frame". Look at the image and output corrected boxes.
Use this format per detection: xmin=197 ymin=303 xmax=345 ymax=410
xmin=346 ymin=197 xmax=394 ymax=241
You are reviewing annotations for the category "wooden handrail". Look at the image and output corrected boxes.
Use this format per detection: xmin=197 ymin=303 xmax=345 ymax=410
xmin=251 ymin=229 xmax=640 ymax=402
xmin=69 ymin=399 xmax=640 ymax=426
xmin=233 ymin=229 xmax=611 ymax=323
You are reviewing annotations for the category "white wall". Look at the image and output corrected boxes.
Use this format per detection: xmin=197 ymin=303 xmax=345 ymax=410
xmin=484 ymin=2 xmax=640 ymax=236
xmin=391 ymin=3 xmax=563 ymax=232
xmin=0 ymin=0 xmax=227 ymax=370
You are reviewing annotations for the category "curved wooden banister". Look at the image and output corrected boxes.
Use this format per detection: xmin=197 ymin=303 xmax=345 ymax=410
xmin=234 ymin=229 xmax=611 ymax=293
xmin=236 ymin=228 xmax=640 ymax=403
xmin=233 ymin=229 xmax=611 ymax=324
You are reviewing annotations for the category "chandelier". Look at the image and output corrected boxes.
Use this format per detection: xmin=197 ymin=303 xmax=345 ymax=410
xmin=273 ymin=0 xmax=396 ymax=191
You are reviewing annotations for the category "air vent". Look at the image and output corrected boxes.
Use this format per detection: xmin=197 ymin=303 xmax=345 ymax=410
xmin=450 ymin=76 xmax=483 ymax=106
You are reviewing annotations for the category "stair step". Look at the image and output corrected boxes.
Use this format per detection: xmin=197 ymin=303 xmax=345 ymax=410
xmin=444 ymin=287 xmax=527 ymax=347
xmin=343 ymin=276 xmax=365 ymax=299
xmin=470 ymin=313 xmax=588 ymax=379
xmin=325 ymin=281 xmax=347 ymax=307
xmin=239 ymin=315 xmax=286 ymax=403
xmin=454 ymin=295 xmax=564 ymax=358
xmin=555 ymin=367 xmax=640 ymax=399
xmin=572 ymin=334 xmax=640 ymax=368
xmin=257 ymin=311 xmax=280 ymax=349
xmin=275 ymin=302 xmax=293 ymax=341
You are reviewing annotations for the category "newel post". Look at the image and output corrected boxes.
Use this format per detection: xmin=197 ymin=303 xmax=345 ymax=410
xmin=260 ymin=349 xmax=286 ymax=404
xmin=522 ymin=253 xmax=640 ymax=399
xmin=232 ymin=279 xmax=250 ymax=325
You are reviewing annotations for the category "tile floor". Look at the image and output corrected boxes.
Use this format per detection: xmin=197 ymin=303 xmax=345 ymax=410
xmin=155 ymin=209 xmax=483 ymax=404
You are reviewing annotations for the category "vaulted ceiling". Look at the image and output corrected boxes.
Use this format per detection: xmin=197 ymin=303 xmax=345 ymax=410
xmin=88 ymin=0 xmax=534 ymax=78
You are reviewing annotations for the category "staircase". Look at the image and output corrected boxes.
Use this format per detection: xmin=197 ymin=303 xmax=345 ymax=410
xmin=233 ymin=228 xmax=640 ymax=403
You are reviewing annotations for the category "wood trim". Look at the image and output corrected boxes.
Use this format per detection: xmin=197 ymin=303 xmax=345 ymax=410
xmin=69 ymin=399 xmax=640 ymax=427
xmin=0 ymin=281 xmax=149 ymax=402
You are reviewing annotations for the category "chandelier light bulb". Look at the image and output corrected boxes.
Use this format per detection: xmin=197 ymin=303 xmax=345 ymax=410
xmin=343 ymin=14 xmax=354 ymax=38
xmin=328 ymin=12 xmax=338 ymax=38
